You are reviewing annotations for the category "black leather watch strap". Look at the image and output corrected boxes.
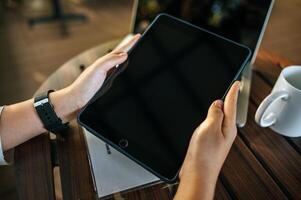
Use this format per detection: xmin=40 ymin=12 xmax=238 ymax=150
xmin=34 ymin=90 xmax=69 ymax=134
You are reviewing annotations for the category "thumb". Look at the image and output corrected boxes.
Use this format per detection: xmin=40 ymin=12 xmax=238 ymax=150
xmin=206 ymin=100 xmax=224 ymax=126
xmin=95 ymin=34 xmax=140 ymax=73
xmin=113 ymin=34 xmax=141 ymax=53
xmin=96 ymin=52 xmax=128 ymax=72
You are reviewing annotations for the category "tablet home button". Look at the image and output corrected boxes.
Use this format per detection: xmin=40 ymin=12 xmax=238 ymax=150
xmin=119 ymin=139 xmax=128 ymax=148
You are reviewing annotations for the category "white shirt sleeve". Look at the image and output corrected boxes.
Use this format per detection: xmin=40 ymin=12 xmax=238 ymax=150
xmin=0 ymin=106 xmax=8 ymax=165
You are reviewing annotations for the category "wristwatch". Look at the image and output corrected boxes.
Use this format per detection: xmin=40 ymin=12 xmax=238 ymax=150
xmin=34 ymin=90 xmax=69 ymax=134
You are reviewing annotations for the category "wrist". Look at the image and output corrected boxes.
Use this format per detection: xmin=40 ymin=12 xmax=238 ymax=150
xmin=180 ymin=164 xmax=219 ymax=185
xmin=175 ymin=174 xmax=216 ymax=200
xmin=176 ymin=170 xmax=218 ymax=200
xmin=49 ymin=88 xmax=80 ymax=123
xmin=180 ymin=171 xmax=218 ymax=189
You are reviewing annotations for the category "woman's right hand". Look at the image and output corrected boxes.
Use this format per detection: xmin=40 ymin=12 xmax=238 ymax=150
xmin=174 ymin=81 xmax=240 ymax=200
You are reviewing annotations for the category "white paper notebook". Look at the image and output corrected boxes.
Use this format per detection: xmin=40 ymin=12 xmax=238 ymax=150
xmin=83 ymin=128 xmax=160 ymax=198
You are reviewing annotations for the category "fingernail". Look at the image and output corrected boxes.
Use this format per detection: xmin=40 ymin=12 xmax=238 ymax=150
xmin=214 ymin=100 xmax=224 ymax=109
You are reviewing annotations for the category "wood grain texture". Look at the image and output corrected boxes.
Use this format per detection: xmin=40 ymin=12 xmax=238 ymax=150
xmin=214 ymin=180 xmax=231 ymax=200
xmin=220 ymin=136 xmax=286 ymax=200
xmin=120 ymin=183 xmax=172 ymax=200
xmin=56 ymin=121 xmax=96 ymax=200
xmin=14 ymin=134 xmax=55 ymax=200
xmin=240 ymin=101 xmax=301 ymax=199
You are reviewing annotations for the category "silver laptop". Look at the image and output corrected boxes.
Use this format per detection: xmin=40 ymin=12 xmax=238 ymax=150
xmin=84 ymin=0 xmax=275 ymax=198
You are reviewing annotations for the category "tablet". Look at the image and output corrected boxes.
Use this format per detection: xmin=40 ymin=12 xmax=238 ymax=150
xmin=78 ymin=14 xmax=251 ymax=183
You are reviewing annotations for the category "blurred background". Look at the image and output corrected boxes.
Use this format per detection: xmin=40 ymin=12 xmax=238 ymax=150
xmin=0 ymin=0 xmax=133 ymax=105
xmin=0 ymin=0 xmax=300 ymax=105
xmin=0 ymin=0 xmax=300 ymax=199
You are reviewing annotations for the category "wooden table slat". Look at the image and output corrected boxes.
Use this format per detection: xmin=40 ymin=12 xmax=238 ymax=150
xmin=239 ymin=102 xmax=301 ymax=198
xmin=120 ymin=183 xmax=172 ymax=200
xmin=214 ymin=180 xmax=232 ymax=200
xmin=56 ymin=122 xmax=96 ymax=200
xmin=14 ymin=134 xmax=55 ymax=200
xmin=220 ymin=136 xmax=286 ymax=200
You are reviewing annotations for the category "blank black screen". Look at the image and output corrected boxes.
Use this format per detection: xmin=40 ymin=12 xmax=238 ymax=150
xmin=80 ymin=15 xmax=250 ymax=181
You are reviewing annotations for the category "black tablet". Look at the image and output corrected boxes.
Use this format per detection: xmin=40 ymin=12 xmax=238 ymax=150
xmin=78 ymin=14 xmax=251 ymax=183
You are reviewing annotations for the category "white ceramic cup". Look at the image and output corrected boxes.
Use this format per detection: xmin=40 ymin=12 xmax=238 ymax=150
xmin=255 ymin=66 xmax=301 ymax=137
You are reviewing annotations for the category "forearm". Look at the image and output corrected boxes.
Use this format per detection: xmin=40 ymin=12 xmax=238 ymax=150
xmin=0 ymin=87 xmax=79 ymax=151
xmin=0 ymin=37 xmax=138 ymax=152
xmin=174 ymin=172 xmax=218 ymax=200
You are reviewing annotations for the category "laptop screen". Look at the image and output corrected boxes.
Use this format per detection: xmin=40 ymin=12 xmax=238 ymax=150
xmin=133 ymin=0 xmax=273 ymax=58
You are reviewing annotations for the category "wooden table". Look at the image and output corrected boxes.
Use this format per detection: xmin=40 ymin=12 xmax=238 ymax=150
xmin=13 ymin=40 xmax=301 ymax=200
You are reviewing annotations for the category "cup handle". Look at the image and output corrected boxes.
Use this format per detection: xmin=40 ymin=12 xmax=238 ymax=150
xmin=255 ymin=91 xmax=289 ymax=127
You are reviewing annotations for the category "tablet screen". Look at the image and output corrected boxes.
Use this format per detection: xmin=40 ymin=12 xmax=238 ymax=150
xmin=79 ymin=15 xmax=250 ymax=181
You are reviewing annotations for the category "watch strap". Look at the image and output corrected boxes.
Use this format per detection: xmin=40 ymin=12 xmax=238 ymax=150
xmin=34 ymin=90 xmax=69 ymax=134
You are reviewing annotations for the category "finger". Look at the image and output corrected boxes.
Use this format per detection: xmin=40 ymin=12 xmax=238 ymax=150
xmin=113 ymin=34 xmax=141 ymax=53
xmin=206 ymin=100 xmax=224 ymax=127
xmin=223 ymin=81 xmax=240 ymax=130
xmin=99 ymin=52 xmax=128 ymax=72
